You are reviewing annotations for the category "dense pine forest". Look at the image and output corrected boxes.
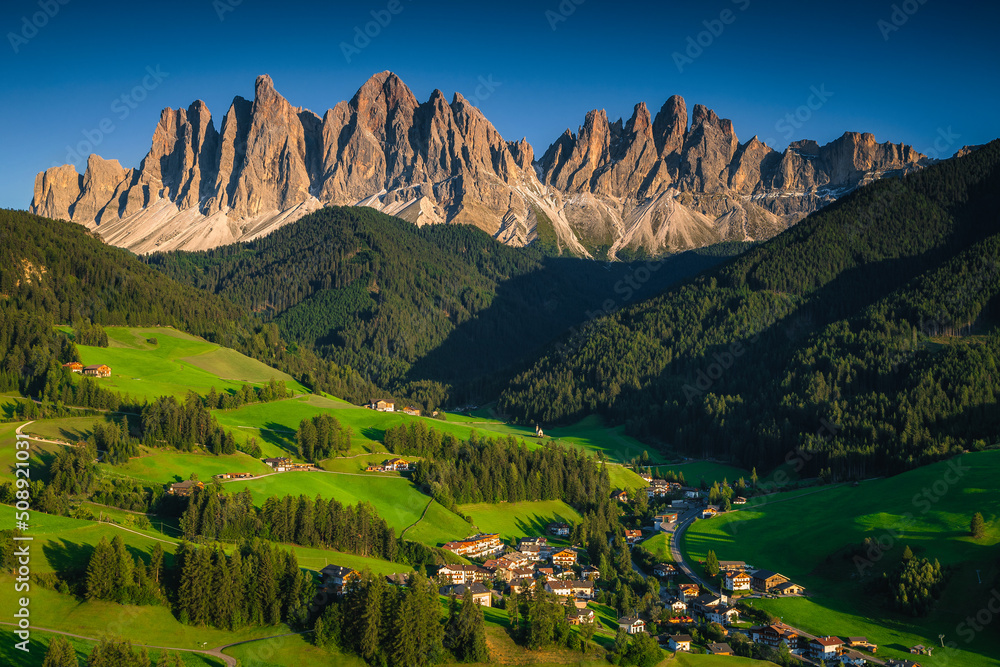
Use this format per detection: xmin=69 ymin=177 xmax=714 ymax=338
xmin=0 ymin=209 xmax=378 ymax=403
xmin=145 ymin=207 xmax=726 ymax=404
xmin=499 ymin=141 xmax=1000 ymax=477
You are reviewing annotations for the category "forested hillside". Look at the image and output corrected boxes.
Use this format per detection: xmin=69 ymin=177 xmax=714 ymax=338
xmin=499 ymin=141 xmax=1000 ymax=477
xmin=146 ymin=207 xmax=726 ymax=403
xmin=0 ymin=210 xmax=377 ymax=402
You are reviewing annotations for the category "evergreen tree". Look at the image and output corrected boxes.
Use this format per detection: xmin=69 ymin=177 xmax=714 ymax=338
xmin=705 ymin=550 xmax=720 ymax=577
xmin=971 ymin=512 xmax=986 ymax=539
xmin=41 ymin=636 xmax=78 ymax=667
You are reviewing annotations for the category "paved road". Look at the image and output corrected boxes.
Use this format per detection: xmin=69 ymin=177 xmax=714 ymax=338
xmin=667 ymin=498 xmax=885 ymax=666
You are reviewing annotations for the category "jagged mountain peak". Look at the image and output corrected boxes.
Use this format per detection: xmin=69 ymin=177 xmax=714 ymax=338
xmin=31 ymin=73 xmax=929 ymax=259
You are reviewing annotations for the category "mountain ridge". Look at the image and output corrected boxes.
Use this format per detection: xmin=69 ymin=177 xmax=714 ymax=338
xmin=32 ymin=71 xmax=930 ymax=258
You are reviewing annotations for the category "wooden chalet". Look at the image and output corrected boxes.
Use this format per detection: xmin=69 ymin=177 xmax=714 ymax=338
xmin=263 ymin=457 xmax=292 ymax=472
xmin=618 ymin=615 xmax=646 ymax=635
xmin=62 ymin=362 xmax=83 ymax=373
xmin=83 ymin=364 xmax=111 ymax=378
xmin=751 ymin=569 xmax=789 ymax=593
xmin=550 ymin=548 xmax=577 ymax=567
xmin=624 ymin=529 xmax=643 ymax=545
xmin=653 ymin=563 xmax=677 ymax=578
xmin=546 ymin=522 xmax=571 ymax=536
xmin=665 ymin=634 xmax=692 ymax=652
xmin=319 ymin=565 xmax=357 ymax=596
xmin=167 ymin=480 xmax=204 ymax=496
xmin=706 ymin=642 xmax=733 ymax=655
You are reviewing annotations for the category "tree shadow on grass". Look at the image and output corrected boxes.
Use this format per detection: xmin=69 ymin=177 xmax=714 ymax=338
xmin=259 ymin=422 xmax=297 ymax=456
xmin=41 ymin=538 xmax=92 ymax=584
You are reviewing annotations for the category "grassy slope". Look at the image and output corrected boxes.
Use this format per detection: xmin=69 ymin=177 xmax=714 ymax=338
xmin=0 ymin=629 xmax=225 ymax=667
xmin=457 ymin=500 xmax=583 ymax=542
xmin=683 ymin=451 xmax=1000 ymax=667
xmin=650 ymin=461 xmax=752 ymax=487
xmin=67 ymin=326 xmax=307 ymax=401
xmin=639 ymin=532 xmax=672 ymax=562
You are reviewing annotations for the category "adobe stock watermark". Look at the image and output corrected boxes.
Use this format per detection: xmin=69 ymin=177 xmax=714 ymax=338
xmin=464 ymin=75 xmax=501 ymax=106
xmin=340 ymin=0 xmax=414 ymax=64
xmin=673 ymin=0 xmax=751 ymax=73
xmin=877 ymin=0 xmax=929 ymax=41
xmin=546 ymin=0 xmax=586 ymax=31
xmin=922 ymin=126 xmax=961 ymax=160
xmin=7 ymin=0 xmax=70 ymax=54
xmin=58 ymin=66 xmax=169 ymax=168
xmin=763 ymin=85 xmax=834 ymax=144
xmin=213 ymin=0 xmax=242 ymax=21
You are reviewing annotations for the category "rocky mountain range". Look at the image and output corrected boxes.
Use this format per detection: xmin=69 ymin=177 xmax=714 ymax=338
xmin=31 ymin=72 xmax=929 ymax=257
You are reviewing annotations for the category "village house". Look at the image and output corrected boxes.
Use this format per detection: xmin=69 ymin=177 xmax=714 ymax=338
xmin=618 ymin=615 xmax=646 ymax=635
xmin=624 ymin=529 xmax=643 ymax=545
xmin=518 ymin=544 xmax=546 ymax=562
xmin=439 ymin=582 xmax=491 ymax=607
xmin=718 ymin=560 xmax=748 ymax=573
xmin=752 ymin=625 xmax=803 ymax=652
xmin=83 ymin=364 xmax=112 ymax=378
xmin=436 ymin=564 xmax=489 ymax=585
xmin=509 ymin=578 xmax=536 ymax=595
xmin=402 ymin=406 xmax=420 ymax=416
xmin=263 ymin=457 xmax=292 ymax=472
xmin=639 ymin=471 xmax=653 ymax=482
xmin=647 ymin=479 xmax=672 ymax=498
xmin=550 ymin=548 xmax=577 ymax=567
xmin=580 ymin=564 xmax=600 ymax=581
xmin=382 ymin=457 xmax=412 ymax=471
xmin=681 ymin=487 xmax=701 ymax=499
xmin=611 ymin=489 xmax=629 ymax=503
xmin=751 ymin=569 xmax=790 ymax=593
xmin=701 ymin=507 xmax=718 ymax=519
xmin=567 ymin=607 xmax=595 ymax=625
xmin=546 ymin=522 xmax=571 ymax=537
xmin=885 ymin=661 xmax=921 ymax=667
xmin=667 ymin=598 xmax=687 ymax=613
xmin=62 ymin=361 xmax=83 ymax=373
xmin=517 ymin=536 xmax=547 ymax=550
xmin=544 ymin=580 xmax=593 ymax=599
xmin=167 ymin=480 xmax=203 ymax=496
xmin=724 ymin=570 xmax=752 ymax=591
xmin=215 ymin=472 xmax=254 ymax=480
xmin=665 ymin=634 xmax=693 ymax=652
xmin=319 ymin=565 xmax=357 ymax=597
xmin=653 ymin=563 xmax=677 ymax=579
xmin=385 ymin=572 xmax=410 ymax=587
xmin=733 ymin=496 xmax=747 ymax=505
xmin=677 ymin=583 xmax=700 ymax=601
xmin=511 ymin=566 xmax=535 ymax=580
xmin=706 ymin=605 xmax=740 ymax=626
xmin=810 ymin=636 xmax=844 ymax=661
xmin=442 ymin=533 xmax=504 ymax=559
xmin=369 ymin=399 xmax=395 ymax=412
xmin=707 ymin=642 xmax=733 ymax=655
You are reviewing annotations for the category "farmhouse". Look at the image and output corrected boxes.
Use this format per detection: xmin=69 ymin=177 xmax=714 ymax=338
xmin=369 ymin=399 xmax=395 ymax=412
xmin=402 ymin=406 xmax=420 ymax=416
xmin=319 ymin=565 xmax=357 ymax=596
xmin=581 ymin=564 xmax=600 ymax=580
xmin=546 ymin=522 xmax=571 ymax=536
xmin=610 ymin=489 xmax=629 ymax=503
xmin=83 ymin=364 xmax=112 ymax=377
xmin=439 ymin=583 xmax=491 ymax=607
xmin=62 ymin=361 xmax=83 ymax=373
xmin=382 ymin=458 xmax=412 ymax=471
xmin=436 ymin=564 xmax=489 ymax=585
xmin=618 ymin=615 xmax=646 ymax=634
xmin=567 ymin=608 xmax=595 ymax=625
xmin=733 ymin=496 xmax=747 ymax=505
xmin=773 ymin=581 xmax=805 ymax=595
xmin=215 ymin=472 xmax=254 ymax=480
xmin=263 ymin=457 xmax=291 ymax=472
xmin=653 ymin=563 xmax=677 ymax=578
xmin=751 ymin=569 xmax=789 ymax=592
xmin=442 ymin=533 xmax=504 ymax=559
xmin=167 ymin=480 xmax=203 ymax=496
xmin=624 ymin=529 xmax=643 ymax=545
xmin=846 ymin=637 xmax=877 ymax=652
xmin=550 ymin=548 xmax=577 ymax=567
xmin=724 ymin=571 xmax=752 ymax=591
xmin=665 ymin=634 xmax=693 ymax=652
xmin=707 ymin=642 xmax=733 ymax=655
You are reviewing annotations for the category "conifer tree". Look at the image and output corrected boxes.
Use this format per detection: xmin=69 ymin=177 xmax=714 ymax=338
xmin=41 ymin=636 xmax=78 ymax=667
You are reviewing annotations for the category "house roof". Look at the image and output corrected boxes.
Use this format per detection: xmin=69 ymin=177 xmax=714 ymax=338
xmin=707 ymin=642 xmax=733 ymax=653
xmin=320 ymin=565 xmax=355 ymax=578
xmin=618 ymin=615 xmax=643 ymax=624
xmin=752 ymin=569 xmax=785 ymax=580
xmin=812 ymin=636 xmax=843 ymax=647
xmin=668 ymin=634 xmax=693 ymax=642
xmin=440 ymin=583 xmax=488 ymax=596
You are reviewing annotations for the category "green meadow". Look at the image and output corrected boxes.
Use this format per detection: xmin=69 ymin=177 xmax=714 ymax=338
xmin=457 ymin=500 xmax=583 ymax=542
xmin=649 ymin=460 xmax=751 ymax=488
xmin=0 ymin=629 xmax=225 ymax=667
xmin=103 ymin=446 xmax=273 ymax=484
xmin=683 ymin=451 xmax=1000 ymax=667
xmin=65 ymin=326 xmax=307 ymax=401
xmin=638 ymin=532 xmax=672 ymax=562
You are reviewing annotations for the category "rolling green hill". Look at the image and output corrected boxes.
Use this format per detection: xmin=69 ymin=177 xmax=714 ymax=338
xmin=500 ymin=141 xmax=1000 ymax=477
xmin=683 ymin=451 xmax=1000 ymax=666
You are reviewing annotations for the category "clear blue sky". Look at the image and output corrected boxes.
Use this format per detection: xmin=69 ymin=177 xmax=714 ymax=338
xmin=1 ymin=0 xmax=996 ymax=209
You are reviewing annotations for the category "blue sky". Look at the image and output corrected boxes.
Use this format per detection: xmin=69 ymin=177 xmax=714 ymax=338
xmin=1 ymin=0 xmax=996 ymax=209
